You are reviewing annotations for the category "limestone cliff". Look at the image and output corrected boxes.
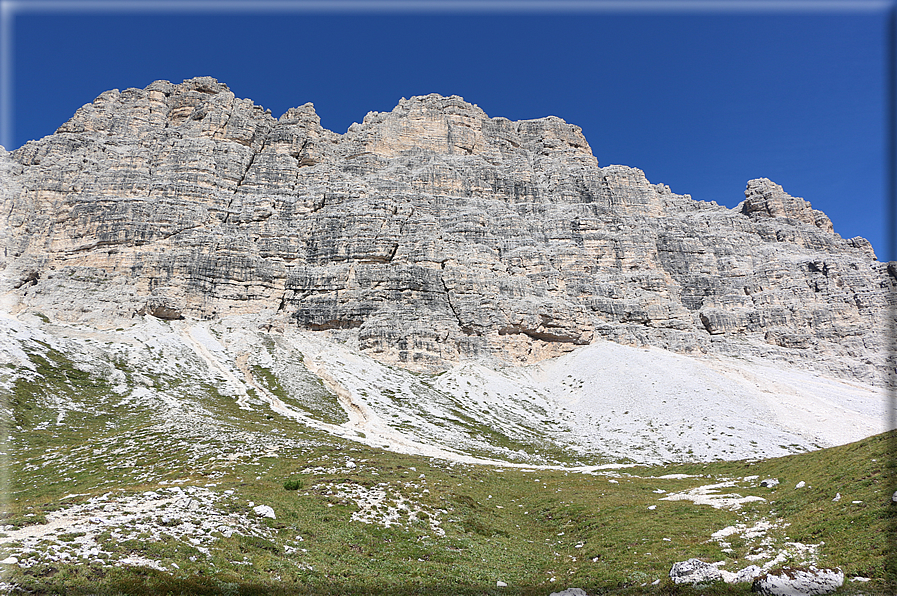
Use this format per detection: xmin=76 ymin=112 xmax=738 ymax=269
xmin=1 ymin=77 xmax=893 ymax=383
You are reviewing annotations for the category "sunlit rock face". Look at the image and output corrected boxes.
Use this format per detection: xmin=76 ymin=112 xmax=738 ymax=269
xmin=1 ymin=77 xmax=893 ymax=381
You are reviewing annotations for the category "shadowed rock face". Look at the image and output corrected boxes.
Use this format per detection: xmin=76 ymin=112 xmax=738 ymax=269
xmin=1 ymin=77 xmax=893 ymax=381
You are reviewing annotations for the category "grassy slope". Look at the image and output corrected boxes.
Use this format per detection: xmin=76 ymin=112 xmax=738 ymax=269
xmin=1 ymin=339 xmax=895 ymax=595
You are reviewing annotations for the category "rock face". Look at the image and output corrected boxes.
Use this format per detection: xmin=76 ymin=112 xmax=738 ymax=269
xmin=1 ymin=77 xmax=893 ymax=381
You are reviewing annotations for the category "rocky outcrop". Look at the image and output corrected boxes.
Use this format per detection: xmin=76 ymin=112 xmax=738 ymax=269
xmin=669 ymin=559 xmax=723 ymax=586
xmin=1 ymin=77 xmax=893 ymax=381
xmin=752 ymin=566 xmax=844 ymax=595
xmin=670 ymin=560 xmax=766 ymax=587
xmin=741 ymin=178 xmax=834 ymax=233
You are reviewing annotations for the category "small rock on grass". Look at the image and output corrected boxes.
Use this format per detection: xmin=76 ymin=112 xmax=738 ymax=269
xmin=549 ymin=589 xmax=586 ymax=596
xmin=252 ymin=504 xmax=275 ymax=519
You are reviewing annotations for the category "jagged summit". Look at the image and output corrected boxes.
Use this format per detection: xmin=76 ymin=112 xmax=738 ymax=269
xmin=1 ymin=77 xmax=892 ymax=386
xmin=48 ymin=77 xmax=594 ymax=160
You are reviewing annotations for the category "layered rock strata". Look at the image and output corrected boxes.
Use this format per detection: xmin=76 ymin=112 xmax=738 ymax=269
xmin=1 ymin=77 xmax=893 ymax=383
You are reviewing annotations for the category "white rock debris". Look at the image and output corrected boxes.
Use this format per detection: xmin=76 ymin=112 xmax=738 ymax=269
xmin=0 ymin=311 xmax=889 ymax=468
xmin=703 ymin=515 xmax=824 ymax=578
xmin=0 ymin=486 xmax=275 ymax=570
xmin=318 ymin=481 xmax=445 ymax=536
xmin=660 ymin=478 xmax=767 ymax=510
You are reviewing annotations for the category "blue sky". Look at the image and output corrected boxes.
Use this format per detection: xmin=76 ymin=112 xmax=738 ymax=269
xmin=3 ymin=1 xmax=894 ymax=259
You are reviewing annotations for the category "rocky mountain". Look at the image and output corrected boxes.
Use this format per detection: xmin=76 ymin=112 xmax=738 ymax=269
xmin=2 ymin=76 xmax=892 ymax=387
xmin=2 ymin=77 xmax=895 ymax=593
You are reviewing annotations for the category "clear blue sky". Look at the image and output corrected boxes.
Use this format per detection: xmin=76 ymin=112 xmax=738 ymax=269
xmin=4 ymin=1 xmax=894 ymax=259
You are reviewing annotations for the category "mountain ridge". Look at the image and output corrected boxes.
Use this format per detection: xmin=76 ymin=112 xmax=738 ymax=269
xmin=1 ymin=76 xmax=893 ymax=388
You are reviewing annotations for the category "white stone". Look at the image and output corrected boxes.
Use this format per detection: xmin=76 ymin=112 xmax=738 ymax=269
xmin=549 ymin=589 xmax=586 ymax=596
xmin=253 ymin=505 xmax=275 ymax=519
xmin=733 ymin=565 xmax=762 ymax=583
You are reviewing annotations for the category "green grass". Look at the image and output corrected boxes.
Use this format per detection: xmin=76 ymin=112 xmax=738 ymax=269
xmin=4 ymin=340 xmax=894 ymax=595
xmin=4 ymin=429 xmax=895 ymax=595
xmin=250 ymin=364 xmax=349 ymax=426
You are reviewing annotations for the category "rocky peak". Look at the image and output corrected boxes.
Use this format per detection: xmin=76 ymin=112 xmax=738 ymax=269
xmin=279 ymin=103 xmax=321 ymax=127
xmin=741 ymin=177 xmax=835 ymax=234
xmin=339 ymin=92 xmax=596 ymax=167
